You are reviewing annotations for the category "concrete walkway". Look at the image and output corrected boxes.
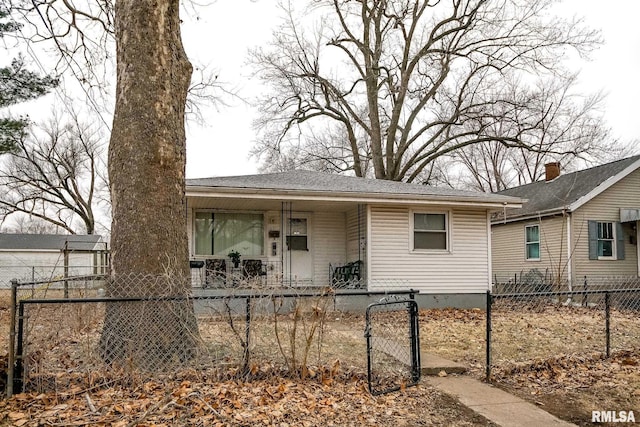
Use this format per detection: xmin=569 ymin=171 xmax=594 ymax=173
xmin=422 ymin=357 xmax=576 ymax=427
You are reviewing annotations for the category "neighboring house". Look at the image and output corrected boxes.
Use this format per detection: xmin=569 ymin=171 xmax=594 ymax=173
xmin=0 ymin=234 xmax=109 ymax=284
xmin=186 ymin=170 xmax=521 ymax=301
xmin=492 ymin=156 xmax=640 ymax=289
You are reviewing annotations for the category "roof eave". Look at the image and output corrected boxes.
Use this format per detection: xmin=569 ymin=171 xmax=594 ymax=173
xmin=492 ymin=207 xmax=568 ymax=225
xmin=186 ymin=185 xmax=523 ymax=209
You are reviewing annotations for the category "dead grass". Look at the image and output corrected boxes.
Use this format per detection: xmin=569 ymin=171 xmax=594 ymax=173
xmin=418 ymin=306 xmax=640 ymax=426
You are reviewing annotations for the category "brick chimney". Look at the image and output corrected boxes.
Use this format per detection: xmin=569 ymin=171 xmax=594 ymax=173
xmin=545 ymin=162 xmax=561 ymax=181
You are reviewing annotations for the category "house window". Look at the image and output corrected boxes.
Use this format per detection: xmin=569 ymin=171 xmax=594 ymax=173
xmin=194 ymin=211 xmax=264 ymax=256
xmin=588 ymin=220 xmax=625 ymax=260
xmin=525 ymin=225 xmax=540 ymax=260
xmin=413 ymin=212 xmax=448 ymax=251
xmin=597 ymin=222 xmax=615 ymax=258
xmin=286 ymin=218 xmax=308 ymax=251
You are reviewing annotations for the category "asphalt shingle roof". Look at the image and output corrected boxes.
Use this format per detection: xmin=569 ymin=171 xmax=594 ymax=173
xmin=187 ymin=170 xmax=519 ymax=204
xmin=0 ymin=234 xmax=104 ymax=251
xmin=497 ymin=155 xmax=640 ymax=220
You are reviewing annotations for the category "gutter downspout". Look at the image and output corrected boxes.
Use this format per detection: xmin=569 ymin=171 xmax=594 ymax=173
xmin=566 ymin=212 xmax=573 ymax=292
xmin=637 ymin=220 xmax=639 ymax=277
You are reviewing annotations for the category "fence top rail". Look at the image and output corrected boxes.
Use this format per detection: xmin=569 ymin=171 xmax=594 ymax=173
xmin=12 ymin=274 xmax=109 ymax=287
xmin=492 ymin=288 xmax=640 ymax=299
xmin=16 ymin=289 xmax=418 ymax=305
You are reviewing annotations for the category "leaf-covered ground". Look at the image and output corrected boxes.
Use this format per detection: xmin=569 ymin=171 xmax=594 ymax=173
xmin=0 ymin=372 xmax=495 ymax=426
xmin=1 ymin=305 xmax=639 ymax=425
xmin=492 ymin=351 xmax=640 ymax=426
xmin=419 ymin=307 xmax=640 ymax=426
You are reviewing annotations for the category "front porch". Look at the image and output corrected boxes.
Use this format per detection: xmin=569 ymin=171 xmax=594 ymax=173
xmin=189 ymin=258 xmax=365 ymax=289
xmin=187 ymin=198 xmax=368 ymax=289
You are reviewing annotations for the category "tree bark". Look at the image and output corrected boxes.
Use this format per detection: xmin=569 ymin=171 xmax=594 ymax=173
xmin=100 ymin=0 xmax=200 ymax=368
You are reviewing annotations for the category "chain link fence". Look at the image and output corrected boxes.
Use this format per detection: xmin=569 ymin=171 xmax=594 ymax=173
xmin=365 ymin=296 xmax=420 ymax=395
xmin=0 ymin=265 xmax=107 ymax=389
xmin=5 ymin=263 xmax=640 ymax=397
xmin=487 ymin=274 xmax=640 ymax=380
xmin=6 ymin=272 xmax=417 ymax=396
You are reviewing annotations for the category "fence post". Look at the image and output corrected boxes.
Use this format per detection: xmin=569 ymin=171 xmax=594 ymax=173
xmin=485 ymin=290 xmax=492 ymax=382
xmin=409 ymin=292 xmax=421 ymax=382
xmin=14 ymin=300 xmax=25 ymax=394
xmin=582 ymin=276 xmax=588 ymax=307
xmin=605 ymin=291 xmax=610 ymax=358
xmin=243 ymin=296 xmax=251 ymax=372
xmin=7 ymin=279 xmax=18 ymax=398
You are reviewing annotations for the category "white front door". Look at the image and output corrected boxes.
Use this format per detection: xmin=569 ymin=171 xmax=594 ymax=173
xmin=284 ymin=215 xmax=313 ymax=284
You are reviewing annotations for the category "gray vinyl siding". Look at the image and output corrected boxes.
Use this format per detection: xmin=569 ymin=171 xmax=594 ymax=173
xmin=571 ymin=168 xmax=640 ymax=279
xmin=369 ymin=205 xmax=490 ymax=293
xmin=311 ymin=211 xmax=347 ymax=285
xmin=492 ymin=216 xmax=568 ymax=283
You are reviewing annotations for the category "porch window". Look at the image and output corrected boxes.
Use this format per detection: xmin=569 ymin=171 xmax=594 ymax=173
xmin=412 ymin=212 xmax=448 ymax=251
xmin=525 ymin=225 xmax=540 ymax=260
xmin=195 ymin=212 xmax=264 ymax=256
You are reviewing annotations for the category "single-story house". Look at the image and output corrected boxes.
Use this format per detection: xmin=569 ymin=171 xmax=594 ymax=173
xmin=491 ymin=156 xmax=640 ymax=289
xmin=186 ymin=170 xmax=521 ymax=302
xmin=0 ymin=234 xmax=109 ymax=285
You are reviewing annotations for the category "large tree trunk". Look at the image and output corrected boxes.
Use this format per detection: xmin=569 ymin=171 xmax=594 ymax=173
xmin=100 ymin=0 xmax=200 ymax=368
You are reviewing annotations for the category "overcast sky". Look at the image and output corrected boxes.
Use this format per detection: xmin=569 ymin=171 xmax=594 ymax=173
xmin=7 ymin=0 xmax=640 ymax=179
xmin=179 ymin=0 xmax=640 ymax=179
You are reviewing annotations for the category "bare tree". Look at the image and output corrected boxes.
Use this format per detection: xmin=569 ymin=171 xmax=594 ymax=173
xmin=453 ymin=75 xmax=630 ymax=191
xmin=250 ymin=0 xmax=601 ymax=182
xmin=0 ymin=109 xmax=107 ymax=234
xmin=1 ymin=214 xmax=64 ymax=234
xmin=97 ymin=0 xmax=201 ymax=368
xmin=8 ymin=0 xmax=216 ymax=368
xmin=7 ymin=1 xmax=231 ymax=119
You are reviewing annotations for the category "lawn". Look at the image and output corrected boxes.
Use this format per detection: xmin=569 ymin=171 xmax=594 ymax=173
xmin=419 ymin=306 xmax=640 ymax=426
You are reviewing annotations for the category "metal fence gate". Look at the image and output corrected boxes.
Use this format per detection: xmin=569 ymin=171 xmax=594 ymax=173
xmin=365 ymin=296 xmax=420 ymax=395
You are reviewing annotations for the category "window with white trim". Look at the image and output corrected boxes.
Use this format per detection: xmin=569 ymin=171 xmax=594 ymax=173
xmin=525 ymin=224 xmax=540 ymax=260
xmin=412 ymin=212 xmax=448 ymax=251
xmin=588 ymin=220 xmax=625 ymax=261
xmin=597 ymin=221 xmax=615 ymax=258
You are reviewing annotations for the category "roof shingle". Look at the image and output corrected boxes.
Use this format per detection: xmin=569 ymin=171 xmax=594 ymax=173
xmin=496 ymin=155 xmax=640 ymax=220
xmin=187 ymin=170 xmax=520 ymax=204
xmin=0 ymin=234 xmax=104 ymax=251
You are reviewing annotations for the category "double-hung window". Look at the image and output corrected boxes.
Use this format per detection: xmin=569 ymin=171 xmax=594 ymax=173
xmin=194 ymin=211 xmax=264 ymax=256
xmin=597 ymin=221 xmax=615 ymax=258
xmin=525 ymin=224 xmax=540 ymax=260
xmin=412 ymin=212 xmax=448 ymax=251
xmin=588 ymin=220 xmax=625 ymax=260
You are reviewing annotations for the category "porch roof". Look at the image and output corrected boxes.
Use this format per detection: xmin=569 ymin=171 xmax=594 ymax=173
xmin=186 ymin=170 xmax=521 ymax=209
